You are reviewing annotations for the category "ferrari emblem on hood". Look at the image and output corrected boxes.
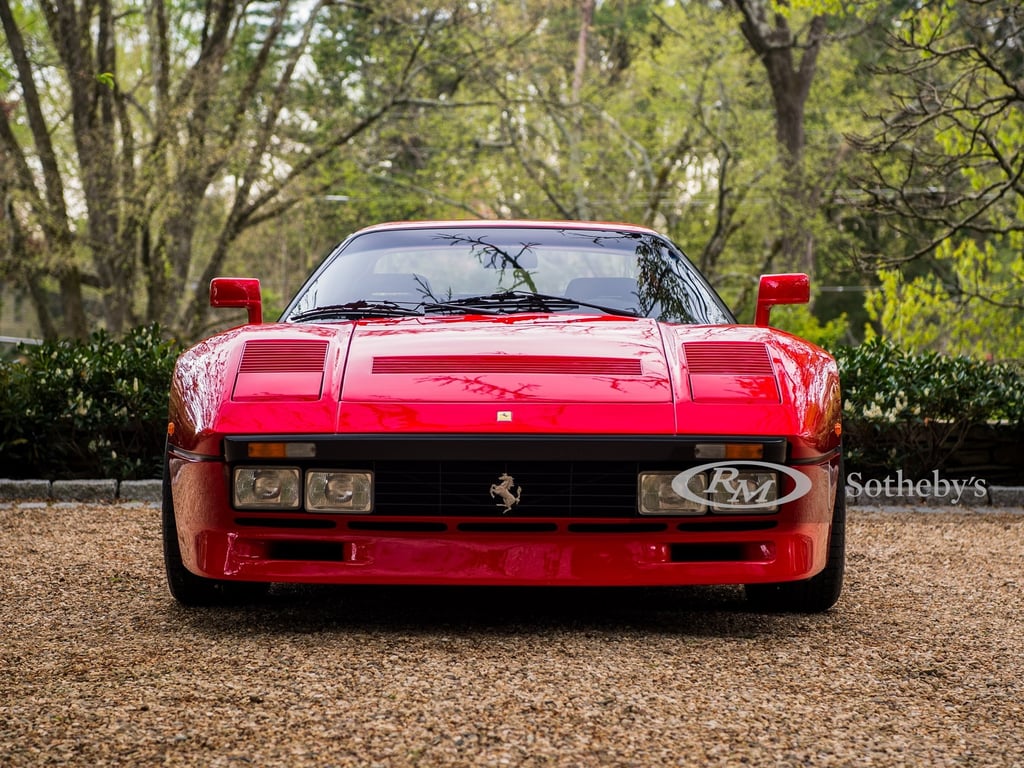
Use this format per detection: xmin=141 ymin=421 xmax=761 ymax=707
xmin=489 ymin=473 xmax=522 ymax=513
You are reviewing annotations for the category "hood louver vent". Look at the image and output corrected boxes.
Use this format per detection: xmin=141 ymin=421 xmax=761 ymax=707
xmin=239 ymin=340 xmax=328 ymax=373
xmin=683 ymin=342 xmax=774 ymax=375
xmin=372 ymin=355 xmax=642 ymax=376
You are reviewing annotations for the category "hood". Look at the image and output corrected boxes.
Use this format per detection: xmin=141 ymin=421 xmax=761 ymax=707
xmin=173 ymin=316 xmax=838 ymax=450
xmin=340 ymin=315 xmax=673 ymax=403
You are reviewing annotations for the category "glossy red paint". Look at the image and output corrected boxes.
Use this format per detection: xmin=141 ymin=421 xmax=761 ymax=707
xmin=166 ymin=221 xmax=843 ymax=610
xmin=168 ymin=317 xmax=840 ymax=445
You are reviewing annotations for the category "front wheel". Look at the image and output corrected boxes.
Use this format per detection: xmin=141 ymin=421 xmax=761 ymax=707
xmin=162 ymin=450 xmax=269 ymax=607
xmin=744 ymin=465 xmax=846 ymax=613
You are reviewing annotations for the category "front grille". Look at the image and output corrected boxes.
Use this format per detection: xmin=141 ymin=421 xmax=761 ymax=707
xmin=358 ymin=460 xmax=652 ymax=518
xmin=225 ymin=436 xmax=792 ymax=520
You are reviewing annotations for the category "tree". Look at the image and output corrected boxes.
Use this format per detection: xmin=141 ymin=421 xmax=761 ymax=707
xmin=362 ymin=1 xmax=759 ymax=286
xmin=0 ymin=1 xmax=460 ymax=339
xmin=725 ymin=0 xmax=829 ymax=281
xmin=851 ymin=0 xmax=1024 ymax=358
xmin=731 ymin=0 xmax=827 ymax=163
xmin=345 ymin=0 xmax=877 ymax=321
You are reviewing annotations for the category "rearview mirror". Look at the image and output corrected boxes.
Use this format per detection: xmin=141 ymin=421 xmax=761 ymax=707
xmin=754 ymin=273 xmax=809 ymax=327
xmin=210 ymin=278 xmax=263 ymax=325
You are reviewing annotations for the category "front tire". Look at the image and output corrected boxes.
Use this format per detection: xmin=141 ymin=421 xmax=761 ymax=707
xmin=744 ymin=464 xmax=846 ymax=613
xmin=162 ymin=448 xmax=268 ymax=606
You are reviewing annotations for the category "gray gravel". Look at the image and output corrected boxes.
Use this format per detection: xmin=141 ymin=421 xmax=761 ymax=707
xmin=1 ymin=503 xmax=1022 ymax=767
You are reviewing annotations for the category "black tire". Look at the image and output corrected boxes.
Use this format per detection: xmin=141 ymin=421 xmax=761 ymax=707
xmin=162 ymin=448 xmax=269 ymax=607
xmin=744 ymin=463 xmax=846 ymax=614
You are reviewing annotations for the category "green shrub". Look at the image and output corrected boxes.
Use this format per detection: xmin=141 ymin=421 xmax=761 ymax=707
xmin=3 ymin=327 xmax=1021 ymax=483
xmin=834 ymin=338 xmax=1024 ymax=478
xmin=0 ymin=325 xmax=182 ymax=480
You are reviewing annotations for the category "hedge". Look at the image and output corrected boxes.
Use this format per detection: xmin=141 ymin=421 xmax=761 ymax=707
xmin=0 ymin=325 xmax=181 ymax=481
xmin=1 ymin=329 xmax=1022 ymax=482
xmin=834 ymin=338 xmax=1024 ymax=480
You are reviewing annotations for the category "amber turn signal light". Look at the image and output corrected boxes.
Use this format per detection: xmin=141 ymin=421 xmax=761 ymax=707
xmin=694 ymin=443 xmax=765 ymax=460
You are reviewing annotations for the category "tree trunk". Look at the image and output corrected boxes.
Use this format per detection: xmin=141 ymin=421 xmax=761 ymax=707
xmin=569 ymin=0 xmax=596 ymax=221
xmin=732 ymin=0 xmax=826 ymax=278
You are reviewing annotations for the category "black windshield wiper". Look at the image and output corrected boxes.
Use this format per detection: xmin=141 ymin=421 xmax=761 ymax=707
xmin=423 ymin=291 xmax=639 ymax=318
xmin=290 ymin=301 xmax=423 ymax=322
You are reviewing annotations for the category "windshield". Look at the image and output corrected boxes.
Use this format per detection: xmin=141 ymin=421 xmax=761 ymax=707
xmin=282 ymin=225 xmax=734 ymax=325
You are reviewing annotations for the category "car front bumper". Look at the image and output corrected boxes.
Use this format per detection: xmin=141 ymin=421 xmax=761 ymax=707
xmin=168 ymin=448 xmax=838 ymax=587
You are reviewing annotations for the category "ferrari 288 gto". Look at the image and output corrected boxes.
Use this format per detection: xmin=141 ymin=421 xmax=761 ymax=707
xmin=163 ymin=220 xmax=844 ymax=612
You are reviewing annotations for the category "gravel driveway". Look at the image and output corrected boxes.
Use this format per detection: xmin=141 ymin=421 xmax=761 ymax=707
xmin=1 ymin=503 xmax=1022 ymax=767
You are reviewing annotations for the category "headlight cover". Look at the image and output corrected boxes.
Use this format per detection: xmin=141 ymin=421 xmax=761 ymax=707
xmin=639 ymin=467 xmax=782 ymax=514
xmin=233 ymin=467 xmax=301 ymax=509
xmin=305 ymin=470 xmax=373 ymax=513
xmin=638 ymin=471 xmax=708 ymax=515
xmin=708 ymin=469 xmax=779 ymax=512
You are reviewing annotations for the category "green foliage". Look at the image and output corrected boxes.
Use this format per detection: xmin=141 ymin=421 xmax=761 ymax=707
xmin=865 ymin=248 xmax=1024 ymax=360
xmin=852 ymin=1 xmax=1024 ymax=357
xmin=863 ymin=100 xmax=1024 ymax=360
xmin=835 ymin=338 xmax=1024 ymax=478
xmin=0 ymin=325 xmax=182 ymax=480
xmin=769 ymin=304 xmax=850 ymax=350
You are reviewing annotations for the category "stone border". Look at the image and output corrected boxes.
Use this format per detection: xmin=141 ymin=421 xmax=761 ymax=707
xmin=0 ymin=478 xmax=161 ymax=503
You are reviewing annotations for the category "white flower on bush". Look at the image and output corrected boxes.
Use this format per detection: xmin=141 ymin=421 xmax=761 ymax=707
xmin=892 ymin=392 xmax=908 ymax=417
xmin=862 ymin=403 xmax=884 ymax=420
xmin=73 ymin=392 xmax=92 ymax=417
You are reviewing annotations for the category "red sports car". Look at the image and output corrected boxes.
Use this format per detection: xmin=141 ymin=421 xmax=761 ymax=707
xmin=164 ymin=220 xmax=844 ymax=611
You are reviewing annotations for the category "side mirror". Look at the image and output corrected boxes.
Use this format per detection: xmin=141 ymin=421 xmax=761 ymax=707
xmin=754 ymin=273 xmax=810 ymax=327
xmin=210 ymin=278 xmax=263 ymax=325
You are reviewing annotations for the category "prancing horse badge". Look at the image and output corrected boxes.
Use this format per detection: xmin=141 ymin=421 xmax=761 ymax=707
xmin=489 ymin=473 xmax=522 ymax=513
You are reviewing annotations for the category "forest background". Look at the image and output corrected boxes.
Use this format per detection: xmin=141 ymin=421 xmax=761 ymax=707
xmin=1 ymin=0 xmax=1022 ymax=359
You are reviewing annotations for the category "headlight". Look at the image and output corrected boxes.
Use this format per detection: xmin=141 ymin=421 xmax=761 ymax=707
xmin=233 ymin=467 xmax=301 ymax=509
xmin=708 ymin=469 xmax=778 ymax=512
xmin=638 ymin=471 xmax=708 ymax=515
xmin=305 ymin=470 xmax=373 ymax=513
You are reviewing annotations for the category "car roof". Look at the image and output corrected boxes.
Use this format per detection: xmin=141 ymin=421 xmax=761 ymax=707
xmin=351 ymin=219 xmax=662 ymax=237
